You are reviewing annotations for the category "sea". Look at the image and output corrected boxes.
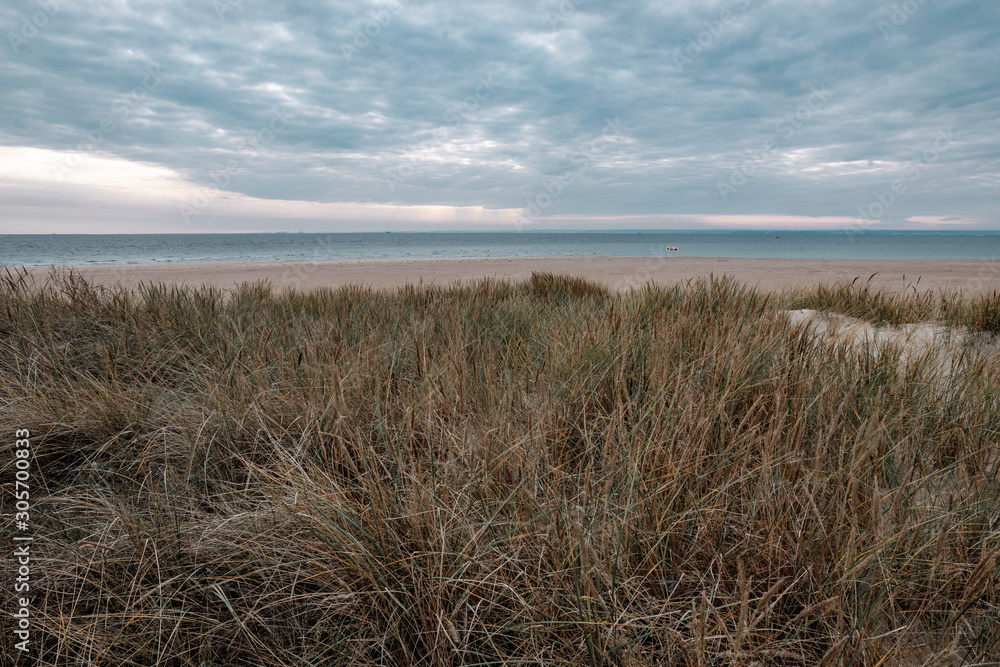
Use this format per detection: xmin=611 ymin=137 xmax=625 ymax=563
xmin=2 ymin=231 xmax=999 ymax=267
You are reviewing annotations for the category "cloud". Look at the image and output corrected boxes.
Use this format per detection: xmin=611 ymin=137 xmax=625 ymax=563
xmin=1 ymin=0 xmax=998 ymax=232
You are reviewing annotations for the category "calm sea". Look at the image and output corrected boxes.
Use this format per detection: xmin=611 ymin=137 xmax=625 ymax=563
xmin=2 ymin=232 xmax=999 ymax=266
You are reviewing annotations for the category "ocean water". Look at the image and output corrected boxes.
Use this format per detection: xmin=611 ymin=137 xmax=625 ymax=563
xmin=2 ymin=231 xmax=999 ymax=266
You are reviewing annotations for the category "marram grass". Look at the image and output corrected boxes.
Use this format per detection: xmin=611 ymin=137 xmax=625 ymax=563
xmin=784 ymin=272 xmax=1000 ymax=334
xmin=1 ymin=268 xmax=998 ymax=666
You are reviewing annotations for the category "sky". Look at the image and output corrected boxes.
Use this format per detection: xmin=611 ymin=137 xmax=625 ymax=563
xmin=1 ymin=0 xmax=998 ymax=233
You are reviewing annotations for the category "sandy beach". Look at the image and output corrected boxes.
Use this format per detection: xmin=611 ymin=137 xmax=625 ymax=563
xmin=33 ymin=257 xmax=1000 ymax=294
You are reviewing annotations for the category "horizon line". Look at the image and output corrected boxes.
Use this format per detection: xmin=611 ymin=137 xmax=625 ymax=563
xmin=3 ymin=228 xmax=1000 ymax=236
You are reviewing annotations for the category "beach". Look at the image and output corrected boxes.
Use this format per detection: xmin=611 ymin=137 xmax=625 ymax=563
xmin=37 ymin=256 xmax=1000 ymax=294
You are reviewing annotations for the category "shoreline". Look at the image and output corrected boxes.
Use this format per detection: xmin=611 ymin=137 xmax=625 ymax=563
xmin=18 ymin=256 xmax=1000 ymax=294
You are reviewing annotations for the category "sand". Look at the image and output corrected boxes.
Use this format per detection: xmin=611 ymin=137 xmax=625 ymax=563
xmin=23 ymin=257 xmax=1000 ymax=294
xmin=782 ymin=309 xmax=998 ymax=377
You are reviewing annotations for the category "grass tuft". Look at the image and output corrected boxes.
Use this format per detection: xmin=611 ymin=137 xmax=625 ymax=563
xmin=528 ymin=271 xmax=610 ymax=302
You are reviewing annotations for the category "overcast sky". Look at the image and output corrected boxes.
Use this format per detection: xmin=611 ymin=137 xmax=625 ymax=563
xmin=1 ymin=0 xmax=998 ymax=233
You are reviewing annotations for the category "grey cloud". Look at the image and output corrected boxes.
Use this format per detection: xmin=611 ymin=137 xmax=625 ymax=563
xmin=1 ymin=0 xmax=998 ymax=229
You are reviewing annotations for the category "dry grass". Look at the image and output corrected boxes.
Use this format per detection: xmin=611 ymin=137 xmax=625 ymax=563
xmin=1 ymin=268 xmax=998 ymax=666
xmin=785 ymin=273 xmax=1000 ymax=335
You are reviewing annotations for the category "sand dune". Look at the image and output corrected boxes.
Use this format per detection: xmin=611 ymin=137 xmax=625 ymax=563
xmin=782 ymin=308 xmax=998 ymax=376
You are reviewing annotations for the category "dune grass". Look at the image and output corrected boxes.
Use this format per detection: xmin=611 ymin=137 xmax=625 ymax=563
xmin=1 ymin=268 xmax=998 ymax=666
xmin=784 ymin=273 xmax=1000 ymax=335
